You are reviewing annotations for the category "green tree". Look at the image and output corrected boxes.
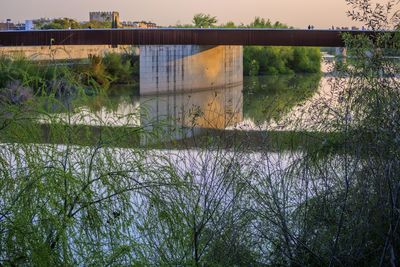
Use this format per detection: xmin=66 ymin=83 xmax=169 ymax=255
xmin=80 ymin=21 xmax=112 ymax=29
xmin=242 ymin=18 xmax=320 ymax=75
xmin=102 ymin=53 xmax=134 ymax=84
xmin=221 ymin=21 xmax=236 ymax=28
xmin=41 ymin=18 xmax=80 ymax=29
xmin=248 ymin=59 xmax=260 ymax=76
xmin=192 ymin=13 xmax=218 ymax=28
xmin=248 ymin=17 xmax=288 ymax=29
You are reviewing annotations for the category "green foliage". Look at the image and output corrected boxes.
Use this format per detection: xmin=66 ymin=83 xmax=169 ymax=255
xmin=40 ymin=18 xmax=81 ymax=29
xmin=77 ymin=55 xmax=111 ymax=90
xmin=248 ymin=59 xmax=260 ymax=76
xmin=80 ymin=21 xmax=112 ymax=29
xmin=242 ymin=18 xmax=321 ymax=75
xmin=277 ymin=2 xmax=400 ymax=265
xmin=0 ymin=51 xmax=139 ymax=100
xmin=38 ymin=17 xmax=112 ymax=29
xmin=0 ymin=55 xmax=81 ymax=96
xmin=0 ymin=102 xmax=144 ymax=265
xmin=102 ymin=53 xmax=135 ymax=84
xmin=0 ymin=56 xmax=39 ymax=89
xmin=244 ymin=46 xmax=321 ymax=75
xmin=290 ymin=47 xmax=322 ymax=73
xmin=248 ymin=17 xmax=288 ymax=28
xmin=192 ymin=13 xmax=218 ymax=28
xmin=221 ymin=21 xmax=236 ymax=28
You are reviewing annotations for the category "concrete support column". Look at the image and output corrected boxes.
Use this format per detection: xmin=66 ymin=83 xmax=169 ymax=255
xmin=139 ymin=45 xmax=243 ymax=95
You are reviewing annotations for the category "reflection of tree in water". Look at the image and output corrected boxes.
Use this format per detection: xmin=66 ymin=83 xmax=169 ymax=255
xmin=243 ymin=74 xmax=321 ymax=124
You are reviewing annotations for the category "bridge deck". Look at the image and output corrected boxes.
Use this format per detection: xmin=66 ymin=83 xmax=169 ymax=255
xmin=0 ymin=28 xmax=386 ymax=47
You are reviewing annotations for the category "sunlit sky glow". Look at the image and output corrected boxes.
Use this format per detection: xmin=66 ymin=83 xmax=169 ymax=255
xmin=0 ymin=0 xmax=388 ymax=28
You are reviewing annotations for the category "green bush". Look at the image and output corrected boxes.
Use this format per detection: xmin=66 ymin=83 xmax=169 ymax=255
xmin=243 ymin=46 xmax=321 ymax=75
xmin=248 ymin=60 xmax=260 ymax=76
xmin=241 ymin=17 xmax=321 ymax=76
xmin=102 ymin=53 xmax=134 ymax=84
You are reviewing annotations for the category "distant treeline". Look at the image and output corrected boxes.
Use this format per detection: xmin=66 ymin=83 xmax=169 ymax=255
xmin=36 ymin=18 xmax=112 ymax=30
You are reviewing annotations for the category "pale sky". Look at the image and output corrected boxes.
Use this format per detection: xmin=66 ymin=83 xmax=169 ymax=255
xmin=0 ymin=0 xmax=388 ymax=28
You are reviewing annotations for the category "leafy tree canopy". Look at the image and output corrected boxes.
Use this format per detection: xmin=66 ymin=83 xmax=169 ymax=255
xmin=192 ymin=13 xmax=218 ymax=28
xmin=40 ymin=18 xmax=80 ymax=29
xmin=248 ymin=17 xmax=289 ymax=29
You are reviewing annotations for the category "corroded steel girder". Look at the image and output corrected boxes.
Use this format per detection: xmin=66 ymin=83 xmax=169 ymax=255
xmin=0 ymin=28 xmax=389 ymax=47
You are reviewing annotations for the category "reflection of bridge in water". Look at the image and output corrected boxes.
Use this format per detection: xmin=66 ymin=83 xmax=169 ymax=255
xmin=140 ymin=83 xmax=243 ymax=143
xmin=44 ymin=83 xmax=243 ymax=144
xmin=33 ymin=77 xmax=336 ymax=150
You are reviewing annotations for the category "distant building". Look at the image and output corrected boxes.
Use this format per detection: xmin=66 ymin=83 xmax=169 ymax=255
xmin=0 ymin=19 xmax=13 ymax=30
xmin=25 ymin=20 xmax=34 ymax=31
xmin=0 ymin=23 xmax=10 ymax=30
xmin=121 ymin=21 xmax=157 ymax=28
xmin=138 ymin=21 xmax=157 ymax=28
xmin=13 ymin=23 xmax=26 ymax=30
xmin=0 ymin=20 xmax=25 ymax=31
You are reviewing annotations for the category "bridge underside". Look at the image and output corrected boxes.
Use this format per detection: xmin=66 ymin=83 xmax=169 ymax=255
xmin=0 ymin=29 xmax=385 ymax=47
xmin=140 ymin=45 xmax=243 ymax=95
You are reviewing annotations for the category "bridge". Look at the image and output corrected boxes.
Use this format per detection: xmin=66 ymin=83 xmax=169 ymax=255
xmin=0 ymin=29 xmax=388 ymax=95
xmin=0 ymin=28 xmax=380 ymax=47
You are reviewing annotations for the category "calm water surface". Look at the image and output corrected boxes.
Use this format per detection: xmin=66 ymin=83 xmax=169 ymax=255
xmin=54 ymin=74 xmax=323 ymax=142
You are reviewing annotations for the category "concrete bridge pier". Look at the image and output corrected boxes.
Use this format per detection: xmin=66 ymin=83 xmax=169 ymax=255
xmin=139 ymin=45 xmax=243 ymax=95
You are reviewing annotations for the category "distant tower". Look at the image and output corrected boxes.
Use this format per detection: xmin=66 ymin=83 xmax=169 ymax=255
xmin=112 ymin=12 xmax=120 ymax=28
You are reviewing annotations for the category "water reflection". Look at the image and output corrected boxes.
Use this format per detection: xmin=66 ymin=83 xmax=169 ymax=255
xmin=43 ymin=84 xmax=243 ymax=142
xmin=41 ymin=74 xmax=324 ymax=143
xmin=243 ymin=74 xmax=321 ymax=125
xmin=140 ymin=85 xmax=243 ymax=142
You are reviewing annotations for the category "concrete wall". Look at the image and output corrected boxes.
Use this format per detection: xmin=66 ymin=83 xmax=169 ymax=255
xmin=0 ymin=45 xmax=136 ymax=60
xmin=140 ymin=45 xmax=243 ymax=95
